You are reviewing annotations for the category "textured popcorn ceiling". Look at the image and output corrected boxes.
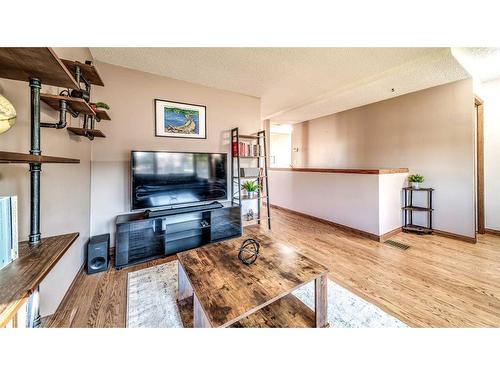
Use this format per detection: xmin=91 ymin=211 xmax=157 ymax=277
xmin=90 ymin=48 xmax=469 ymax=123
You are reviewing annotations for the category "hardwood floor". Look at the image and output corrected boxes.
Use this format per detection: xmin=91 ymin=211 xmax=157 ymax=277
xmin=44 ymin=207 xmax=500 ymax=328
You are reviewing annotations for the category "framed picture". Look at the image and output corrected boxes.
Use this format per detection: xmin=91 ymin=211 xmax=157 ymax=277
xmin=155 ymin=99 xmax=206 ymax=139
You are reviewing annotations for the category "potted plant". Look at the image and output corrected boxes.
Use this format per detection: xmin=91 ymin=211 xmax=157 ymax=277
xmin=90 ymin=101 xmax=110 ymax=112
xmin=95 ymin=102 xmax=110 ymax=110
xmin=408 ymin=174 xmax=424 ymax=189
xmin=241 ymin=180 xmax=260 ymax=198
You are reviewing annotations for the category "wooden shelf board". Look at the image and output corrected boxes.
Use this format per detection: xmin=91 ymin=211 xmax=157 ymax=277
xmin=234 ymin=134 xmax=263 ymax=140
xmin=403 ymin=187 xmax=435 ymax=191
xmin=243 ymin=217 xmax=271 ymax=227
xmin=0 ymin=48 xmax=79 ymax=89
xmin=0 ymin=233 xmax=79 ymax=327
xmin=67 ymin=127 xmax=106 ymax=138
xmin=61 ymin=59 xmax=104 ymax=86
xmin=0 ymin=151 xmax=80 ymax=164
xmin=40 ymin=93 xmax=95 ymax=115
xmin=402 ymin=206 xmax=433 ymax=212
xmin=230 ymin=294 xmax=315 ymax=328
xmin=94 ymin=109 xmax=111 ymax=121
xmin=403 ymin=225 xmax=433 ymax=234
xmin=237 ymin=156 xmax=265 ymax=159
xmin=177 ymin=293 xmax=314 ymax=328
xmin=236 ymin=195 xmax=268 ymax=201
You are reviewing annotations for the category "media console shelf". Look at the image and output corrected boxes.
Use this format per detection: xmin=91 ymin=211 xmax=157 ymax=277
xmin=115 ymin=202 xmax=242 ymax=269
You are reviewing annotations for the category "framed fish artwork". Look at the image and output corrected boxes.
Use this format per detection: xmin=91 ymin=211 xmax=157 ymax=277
xmin=154 ymin=99 xmax=206 ymax=139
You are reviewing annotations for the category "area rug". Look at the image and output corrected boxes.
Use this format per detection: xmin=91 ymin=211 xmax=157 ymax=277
xmin=127 ymin=261 xmax=408 ymax=328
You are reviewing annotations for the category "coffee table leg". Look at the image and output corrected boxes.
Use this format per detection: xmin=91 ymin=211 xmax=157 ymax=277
xmin=315 ymin=274 xmax=328 ymax=328
xmin=178 ymin=261 xmax=193 ymax=301
xmin=193 ymin=292 xmax=212 ymax=328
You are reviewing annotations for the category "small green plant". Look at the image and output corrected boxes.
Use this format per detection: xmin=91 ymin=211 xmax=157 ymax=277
xmin=241 ymin=180 xmax=260 ymax=192
xmin=408 ymin=174 xmax=424 ymax=183
xmin=95 ymin=101 xmax=110 ymax=110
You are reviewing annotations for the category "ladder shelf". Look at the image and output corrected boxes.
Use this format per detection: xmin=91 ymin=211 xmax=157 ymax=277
xmin=231 ymin=127 xmax=271 ymax=230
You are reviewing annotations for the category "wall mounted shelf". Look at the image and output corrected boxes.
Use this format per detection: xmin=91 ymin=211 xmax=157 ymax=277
xmin=0 ymin=48 xmax=79 ymax=89
xmin=40 ymin=93 xmax=95 ymax=115
xmin=93 ymin=108 xmax=111 ymax=121
xmin=0 ymin=233 xmax=79 ymax=328
xmin=0 ymin=151 xmax=80 ymax=164
xmin=61 ymin=59 xmax=104 ymax=86
xmin=67 ymin=127 xmax=106 ymax=138
xmin=0 ymin=47 xmax=97 ymax=328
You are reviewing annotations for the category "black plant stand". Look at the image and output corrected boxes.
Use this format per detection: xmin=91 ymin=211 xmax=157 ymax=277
xmin=402 ymin=187 xmax=434 ymax=234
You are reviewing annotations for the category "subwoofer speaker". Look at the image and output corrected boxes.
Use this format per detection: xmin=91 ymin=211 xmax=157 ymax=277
xmin=87 ymin=234 xmax=110 ymax=274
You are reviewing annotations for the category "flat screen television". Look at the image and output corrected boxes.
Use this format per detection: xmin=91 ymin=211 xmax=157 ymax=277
xmin=131 ymin=151 xmax=227 ymax=210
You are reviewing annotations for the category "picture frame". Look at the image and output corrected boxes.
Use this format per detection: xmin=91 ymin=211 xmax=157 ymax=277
xmin=154 ymin=99 xmax=206 ymax=139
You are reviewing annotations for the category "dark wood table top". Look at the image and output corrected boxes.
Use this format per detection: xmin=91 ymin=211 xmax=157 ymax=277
xmin=177 ymin=233 xmax=328 ymax=327
xmin=0 ymin=233 xmax=79 ymax=327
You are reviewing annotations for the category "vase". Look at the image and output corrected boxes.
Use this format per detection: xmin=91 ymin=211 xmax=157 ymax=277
xmin=411 ymin=182 xmax=420 ymax=189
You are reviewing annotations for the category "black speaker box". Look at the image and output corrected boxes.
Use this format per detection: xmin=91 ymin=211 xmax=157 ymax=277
xmin=87 ymin=234 xmax=110 ymax=274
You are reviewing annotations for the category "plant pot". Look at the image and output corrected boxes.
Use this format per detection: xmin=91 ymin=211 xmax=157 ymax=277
xmin=411 ymin=182 xmax=421 ymax=189
xmin=247 ymin=191 xmax=257 ymax=199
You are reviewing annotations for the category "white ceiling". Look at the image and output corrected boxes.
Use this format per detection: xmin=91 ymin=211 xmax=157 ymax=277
xmin=451 ymin=48 xmax=500 ymax=83
xmin=90 ymin=47 xmax=470 ymax=123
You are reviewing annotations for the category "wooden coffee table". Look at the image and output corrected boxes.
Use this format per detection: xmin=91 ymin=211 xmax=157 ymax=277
xmin=176 ymin=234 xmax=329 ymax=328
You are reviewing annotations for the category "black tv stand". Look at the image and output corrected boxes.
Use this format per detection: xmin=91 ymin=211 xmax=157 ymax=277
xmin=144 ymin=201 xmax=224 ymax=218
xmin=115 ymin=201 xmax=241 ymax=269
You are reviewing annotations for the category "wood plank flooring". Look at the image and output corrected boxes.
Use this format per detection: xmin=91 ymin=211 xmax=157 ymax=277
xmin=44 ymin=207 xmax=500 ymax=328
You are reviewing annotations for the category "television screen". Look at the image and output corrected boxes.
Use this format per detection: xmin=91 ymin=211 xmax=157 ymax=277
xmin=131 ymin=151 xmax=227 ymax=210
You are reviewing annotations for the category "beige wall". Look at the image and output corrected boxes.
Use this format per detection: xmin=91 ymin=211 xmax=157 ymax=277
xmin=0 ymin=51 xmax=261 ymax=317
xmin=289 ymin=79 xmax=475 ymax=238
xmin=481 ymin=79 xmax=500 ymax=231
xmin=90 ymin=62 xmax=261 ymax=242
xmin=0 ymin=48 xmax=92 ymax=316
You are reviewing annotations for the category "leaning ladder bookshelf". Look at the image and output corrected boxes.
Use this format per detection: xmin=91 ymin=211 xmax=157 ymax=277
xmin=231 ymin=127 xmax=271 ymax=230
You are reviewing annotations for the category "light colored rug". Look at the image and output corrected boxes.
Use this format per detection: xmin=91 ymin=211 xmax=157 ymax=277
xmin=127 ymin=261 xmax=408 ymax=328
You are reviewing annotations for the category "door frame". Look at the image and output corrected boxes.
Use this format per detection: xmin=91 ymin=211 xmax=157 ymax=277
xmin=475 ymin=95 xmax=485 ymax=234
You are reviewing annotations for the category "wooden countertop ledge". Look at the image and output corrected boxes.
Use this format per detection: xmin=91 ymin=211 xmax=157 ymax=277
xmin=0 ymin=233 xmax=79 ymax=327
xmin=270 ymin=167 xmax=409 ymax=175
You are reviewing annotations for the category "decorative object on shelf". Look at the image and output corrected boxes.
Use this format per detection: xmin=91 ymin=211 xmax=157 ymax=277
xmin=95 ymin=101 xmax=110 ymax=110
xmin=0 ymin=94 xmax=16 ymax=135
xmin=238 ymin=238 xmax=260 ymax=265
xmin=90 ymin=101 xmax=110 ymax=112
xmin=408 ymin=174 xmax=424 ymax=189
xmin=240 ymin=167 xmax=261 ymax=177
xmin=0 ymin=196 xmax=18 ymax=271
xmin=155 ymin=99 xmax=206 ymax=139
xmin=241 ymin=180 xmax=260 ymax=199
xmin=246 ymin=209 xmax=255 ymax=221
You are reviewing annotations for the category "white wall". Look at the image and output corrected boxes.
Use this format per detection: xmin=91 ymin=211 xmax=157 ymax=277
xmin=269 ymin=170 xmax=406 ymax=236
xmin=481 ymin=79 xmax=500 ymax=231
xmin=290 ymin=79 xmax=476 ymax=238
xmin=378 ymin=173 xmax=408 ymax=234
xmin=0 ymin=48 xmax=92 ymax=316
xmin=89 ymin=62 xmax=261 ymax=243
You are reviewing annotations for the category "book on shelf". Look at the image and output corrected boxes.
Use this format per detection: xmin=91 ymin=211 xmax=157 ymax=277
xmin=0 ymin=196 xmax=19 ymax=271
xmin=232 ymin=141 xmax=262 ymax=157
